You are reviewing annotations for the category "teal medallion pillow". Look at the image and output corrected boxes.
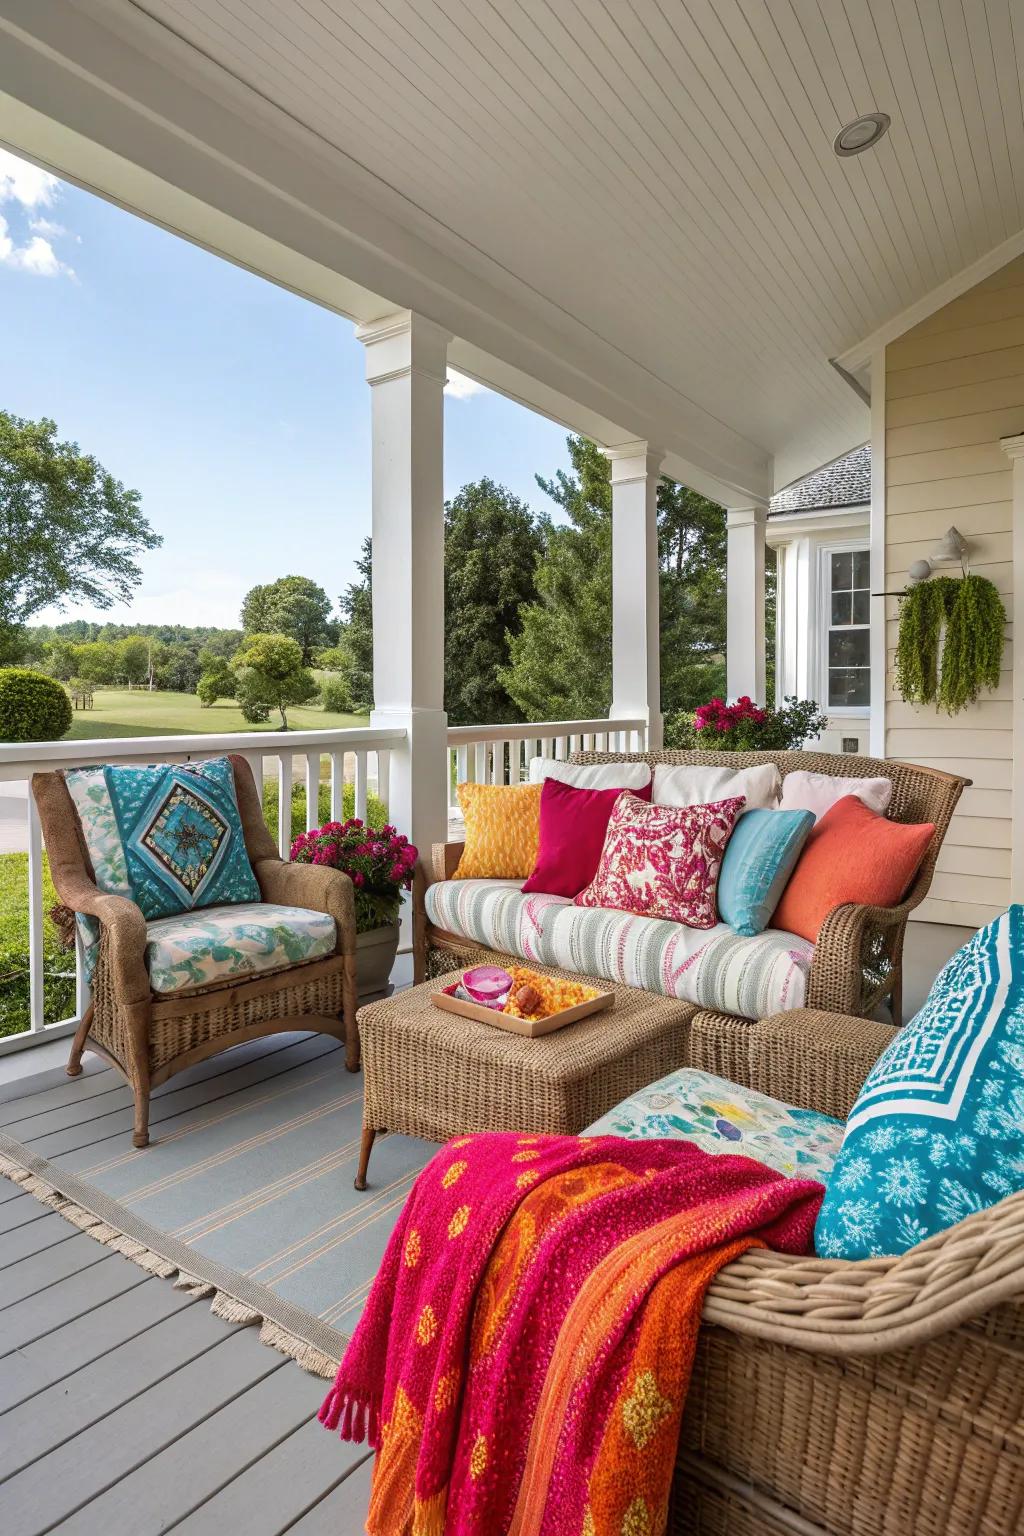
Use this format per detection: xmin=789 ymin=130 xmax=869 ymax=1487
xmin=717 ymin=808 xmax=814 ymax=936
xmin=816 ymin=906 xmax=1024 ymax=1259
xmin=66 ymin=756 xmax=260 ymax=922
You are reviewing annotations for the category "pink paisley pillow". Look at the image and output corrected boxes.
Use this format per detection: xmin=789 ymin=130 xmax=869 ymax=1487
xmin=574 ymin=793 xmax=745 ymax=928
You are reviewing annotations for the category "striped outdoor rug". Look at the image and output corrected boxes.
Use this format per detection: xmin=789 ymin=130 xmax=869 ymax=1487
xmin=0 ymin=1032 xmax=434 ymax=1353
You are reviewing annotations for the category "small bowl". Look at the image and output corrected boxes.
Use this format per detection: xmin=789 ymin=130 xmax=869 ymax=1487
xmin=462 ymin=964 xmax=513 ymax=1007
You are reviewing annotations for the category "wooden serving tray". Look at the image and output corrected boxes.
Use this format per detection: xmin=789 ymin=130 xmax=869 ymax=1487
xmin=431 ymin=985 xmax=614 ymax=1038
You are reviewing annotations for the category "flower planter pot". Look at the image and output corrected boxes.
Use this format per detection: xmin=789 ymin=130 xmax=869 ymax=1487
xmin=355 ymin=921 xmax=400 ymax=1003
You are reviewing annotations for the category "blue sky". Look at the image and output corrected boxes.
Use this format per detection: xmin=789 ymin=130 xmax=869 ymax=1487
xmin=0 ymin=148 xmax=571 ymax=629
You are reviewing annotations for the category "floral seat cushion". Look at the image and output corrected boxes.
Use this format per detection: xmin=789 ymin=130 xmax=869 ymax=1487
xmin=584 ymin=1067 xmax=844 ymax=1183
xmin=145 ymin=903 xmax=336 ymax=996
xmin=424 ymin=879 xmax=813 ymax=1017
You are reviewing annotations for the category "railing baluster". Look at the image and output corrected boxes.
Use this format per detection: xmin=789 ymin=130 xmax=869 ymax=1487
xmin=277 ymin=753 xmax=293 ymax=858
xmin=376 ymin=749 xmax=390 ymax=815
xmin=27 ymin=795 xmax=45 ymax=1033
xmin=305 ymin=752 xmax=320 ymax=831
xmin=475 ymin=742 xmax=488 ymax=784
xmin=457 ymin=745 xmax=468 ymax=784
xmin=330 ymin=752 xmax=344 ymax=821
xmin=354 ymin=750 xmax=369 ymax=822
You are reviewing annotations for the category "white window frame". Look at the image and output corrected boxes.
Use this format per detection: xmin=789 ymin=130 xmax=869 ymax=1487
xmin=816 ymin=541 xmax=871 ymax=715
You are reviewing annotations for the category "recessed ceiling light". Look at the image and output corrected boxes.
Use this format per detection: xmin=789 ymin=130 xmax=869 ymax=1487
xmin=833 ymin=112 xmax=891 ymax=156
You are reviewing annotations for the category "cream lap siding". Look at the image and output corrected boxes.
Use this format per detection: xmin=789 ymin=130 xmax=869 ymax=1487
xmin=885 ymin=254 xmax=1024 ymax=930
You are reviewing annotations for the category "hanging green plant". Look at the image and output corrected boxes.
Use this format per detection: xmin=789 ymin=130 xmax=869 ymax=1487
xmin=894 ymin=572 xmax=1005 ymax=714
xmin=894 ymin=576 xmax=955 ymax=706
xmin=938 ymin=571 xmax=1005 ymax=714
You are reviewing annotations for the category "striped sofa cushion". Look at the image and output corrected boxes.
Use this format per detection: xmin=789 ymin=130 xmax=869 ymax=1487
xmin=425 ymin=879 xmax=812 ymax=1019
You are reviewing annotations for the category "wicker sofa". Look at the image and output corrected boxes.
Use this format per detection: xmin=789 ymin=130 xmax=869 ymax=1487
xmin=673 ymin=1005 xmax=1024 ymax=1535
xmin=32 ymin=754 xmax=359 ymax=1148
xmin=416 ymin=749 xmax=969 ymax=1026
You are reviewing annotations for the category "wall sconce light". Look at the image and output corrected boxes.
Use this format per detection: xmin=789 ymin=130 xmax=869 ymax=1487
xmin=906 ymin=525 xmax=969 ymax=584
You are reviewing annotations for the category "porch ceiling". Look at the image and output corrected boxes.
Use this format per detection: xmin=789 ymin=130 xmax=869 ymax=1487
xmin=2 ymin=2 xmax=1024 ymax=497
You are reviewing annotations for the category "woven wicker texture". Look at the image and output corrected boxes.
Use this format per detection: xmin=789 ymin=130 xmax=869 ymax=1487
xmin=31 ymin=755 xmax=359 ymax=1146
xmin=420 ymin=750 xmax=968 ymax=1025
xmin=672 ymin=996 xmax=1024 ymax=1535
xmin=359 ymin=962 xmax=695 ymax=1142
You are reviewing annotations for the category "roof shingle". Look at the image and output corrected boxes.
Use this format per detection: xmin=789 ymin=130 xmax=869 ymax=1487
xmin=770 ymin=443 xmax=870 ymax=515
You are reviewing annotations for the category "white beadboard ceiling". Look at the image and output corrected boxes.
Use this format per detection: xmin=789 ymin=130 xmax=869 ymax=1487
xmin=5 ymin=0 xmax=1024 ymax=493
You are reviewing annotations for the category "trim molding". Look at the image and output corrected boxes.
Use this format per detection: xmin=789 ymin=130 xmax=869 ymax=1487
xmin=869 ymin=349 xmax=887 ymax=760
xmin=836 ymin=227 xmax=1024 ymax=374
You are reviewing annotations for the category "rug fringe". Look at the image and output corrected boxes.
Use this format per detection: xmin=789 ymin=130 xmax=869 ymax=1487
xmin=0 ymin=1153 xmax=339 ymax=1379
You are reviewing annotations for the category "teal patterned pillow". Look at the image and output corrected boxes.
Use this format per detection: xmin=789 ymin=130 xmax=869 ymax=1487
xmin=717 ymin=808 xmax=814 ymax=936
xmin=66 ymin=756 xmax=260 ymax=922
xmin=816 ymin=907 xmax=1024 ymax=1258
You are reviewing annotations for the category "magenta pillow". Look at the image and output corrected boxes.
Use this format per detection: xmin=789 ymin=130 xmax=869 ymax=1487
xmin=522 ymin=779 xmax=652 ymax=898
xmin=574 ymin=793 xmax=745 ymax=927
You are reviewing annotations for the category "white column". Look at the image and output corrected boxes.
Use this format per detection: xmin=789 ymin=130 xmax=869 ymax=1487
xmin=606 ymin=442 xmax=663 ymax=748
xmin=726 ymin=504 xmax=768 ymax=703
xmin=1002 ymin=432 xmax=1024 ymax=900
xmin=357 ymin=310 xmax=450 ymax=856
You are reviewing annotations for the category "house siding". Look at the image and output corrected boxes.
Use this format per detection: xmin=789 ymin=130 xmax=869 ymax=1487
xmin=884 ymin=253 xmax=1024 ymax=929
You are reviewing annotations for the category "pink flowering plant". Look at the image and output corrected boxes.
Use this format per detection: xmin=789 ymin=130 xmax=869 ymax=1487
xmin=667 ymin=694 xmax=827 ymax=751
xmin=289 ymin=819 xmax=418 ymax=932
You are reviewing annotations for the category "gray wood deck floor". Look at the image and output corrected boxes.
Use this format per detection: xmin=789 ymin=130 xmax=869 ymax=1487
xmin=0 ymin=1109 xmax=372 ymax=1536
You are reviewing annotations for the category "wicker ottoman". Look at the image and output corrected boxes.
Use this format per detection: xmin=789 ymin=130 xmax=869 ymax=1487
xmin=354 ymin=968 xmax=696 ymax=1189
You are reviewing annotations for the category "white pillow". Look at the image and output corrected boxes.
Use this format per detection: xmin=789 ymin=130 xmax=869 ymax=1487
xmin=527 ymin=757 xmax=651 ymax=790
xmin=652 ymin=762 xmax=781 ymax=811
xmin=779 ymin=770 xmax=892 ymax=821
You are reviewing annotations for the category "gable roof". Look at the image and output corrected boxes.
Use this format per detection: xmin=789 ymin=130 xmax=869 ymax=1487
xmin=769 ymin=444 xmax=870 ymax=516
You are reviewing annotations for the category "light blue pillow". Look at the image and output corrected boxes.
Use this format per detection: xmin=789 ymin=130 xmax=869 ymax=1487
xmin=815 ymin=907 xmax=1024 ymax=1259
xmin=717 ymin=808 xmax=814 ymax=936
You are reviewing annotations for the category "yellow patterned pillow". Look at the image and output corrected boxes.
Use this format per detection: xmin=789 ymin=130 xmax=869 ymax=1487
xmin=453 ymin=783 xmax=543 ymax=880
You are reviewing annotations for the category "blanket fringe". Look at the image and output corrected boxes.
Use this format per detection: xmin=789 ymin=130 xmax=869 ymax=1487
xmin=0 ymin=1152 xmax=340 ymax=1380
xmin=319 ymin=1385 xmax=380 ymax=1446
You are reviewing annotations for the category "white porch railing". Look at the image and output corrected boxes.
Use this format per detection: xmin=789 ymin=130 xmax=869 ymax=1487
xmin=445 ymin=718 xmax=648 ymax=824
xmin=0 ymin=725 xmax=404 ymax=1057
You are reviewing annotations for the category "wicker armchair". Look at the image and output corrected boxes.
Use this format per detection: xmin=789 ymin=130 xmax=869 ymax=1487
xmin=676 ymin=1006 xmax=1024 ymax=1535
xmin=417 ymin=749 xmax=969 ymax=1025
xmin=32 ymin=754 xmax=359 ymax=1148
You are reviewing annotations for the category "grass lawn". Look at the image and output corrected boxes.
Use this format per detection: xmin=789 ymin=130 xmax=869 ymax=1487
xmin=65 ymin=688 xmax=369 ymax=740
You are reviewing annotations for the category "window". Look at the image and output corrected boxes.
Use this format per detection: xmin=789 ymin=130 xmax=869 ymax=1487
xmin=826 ymin=549 xmax=870 ymax=708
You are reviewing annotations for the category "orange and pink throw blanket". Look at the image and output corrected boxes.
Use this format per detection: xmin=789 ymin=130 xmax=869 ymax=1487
xmin=320 ymin=1133 xmax=822 ymax=1536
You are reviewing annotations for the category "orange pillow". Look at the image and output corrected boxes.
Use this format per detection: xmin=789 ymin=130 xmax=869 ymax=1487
xmin=772 ymin=795 xmax=933 ymax=943
xmin=453 ymin=782 xmax=543 ymax=880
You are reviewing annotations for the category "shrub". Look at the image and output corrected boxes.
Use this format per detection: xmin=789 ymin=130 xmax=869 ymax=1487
xmin=665 ymin=694 xmax=827 ymax=752
xmin=0 ymin=668 xmax=73 ymax=743
xmin=0 ymin=852 xmax=75 ymax=1039
xmin=261 ymin=777 xmax=387 ymax=844
xmin=320 ymin=676 xmax=353 ymax=714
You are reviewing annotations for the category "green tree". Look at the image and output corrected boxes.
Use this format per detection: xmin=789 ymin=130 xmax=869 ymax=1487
xmin=153 ymin=642 xmax=202 ymax=693
xmin=232 ymin=632 xmax=318 ymax=729
xmin=195 ymin=651 xmax=237 ymax=708
xmin=501 ymin=436 xmax=730 ymax=721
xmin=500 ymin=437 xmax=614 ymax=720
xmin=113 ymin=634 xmax=150 ymax=686
xmin=335 ymin=540 xmax=374 ymax=714
xmin=71 ymin=640 xmax=117 ymax=685
xmin=0 ymin=412 xmax=160 ymax=653
xmin=443 ymin=480 xmax=544 ymax=724
xmin=240 ymin=576 xmax=336 ymax=664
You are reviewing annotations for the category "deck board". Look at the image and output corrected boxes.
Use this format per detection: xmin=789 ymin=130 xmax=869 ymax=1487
xmin=0 ymin=1251 xmax=149 ymax=1353
xmin=0 ymin=1275 xmax=195 ymax=1414
xmin=174 ymin=1410 xmax=367 ymax=1535
xmin=0 ymin=1036 xmax=376 ymax=1536
xmin=284 ymin=1455 xmax=374 ymax=1534
xmin=0 ymin=1209 xmax=84 ymax=1269
xmin=2 ymin=1326 xmax=281 ymax=1535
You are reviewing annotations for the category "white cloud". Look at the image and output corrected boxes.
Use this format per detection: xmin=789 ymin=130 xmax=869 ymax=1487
xmin=444 ymin=370 xmax=488 ymax=399
xmin=30 ymin=216 xmax=79 ymax=242
xmin=0 ymin=148 xmax=58 ymax=209
xmin=0 ymin=216 xmax=75 ymax=279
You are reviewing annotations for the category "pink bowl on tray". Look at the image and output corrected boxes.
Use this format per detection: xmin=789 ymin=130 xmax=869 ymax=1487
xmin=461 ymin=965 xmax=513 ymax=1009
